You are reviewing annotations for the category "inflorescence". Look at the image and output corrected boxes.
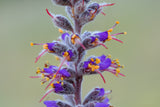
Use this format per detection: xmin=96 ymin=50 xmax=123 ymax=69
xmin=30 ymin=0 xmax=126 ymax=106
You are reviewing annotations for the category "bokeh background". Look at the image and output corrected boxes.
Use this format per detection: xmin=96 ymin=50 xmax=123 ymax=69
xmin=0 ymin=0 xmax=160 ymax=107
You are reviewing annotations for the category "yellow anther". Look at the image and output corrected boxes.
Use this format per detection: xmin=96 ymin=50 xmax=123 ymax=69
xmin=50 ymin=83 xmax=54 ymax=88
xmin=124 ymin=32 xmax=127 ymax=35
xmin=96 ymin=58 xmax=100 ymax=64
xmin=107 ymin=35 xmax=112 ymax=41
xmin=41 ymin=74 xmax=45 ymax=79
xmin=108 ymin=29 xmax=113 ymax=32
xmin=52 ymin=74 xmax=56 ymax=79
xmin=116 ymin=68 xmax=120 ymax=76
xmin=91 ymin=67 xmax=95 ymax=72
xmin=36 ymin=69 xmax=41 ymax=74
xmin=115 ymin=59 xmax=119 ymax=64
xmin=46 ymin=77 xmax=50 ymax=81
xmin=55 ymin=56 xmax=60 ymax=61
xmin=61 ymin=82 xmax=64 ymax=85
xmin=107 ymin=54 xmax=111 ymax=58
xmin=61 ymin=77 xmax=64 ymax=81
xmin=111 ymin=61 xmax=114 ymax=64
xmin=118 ymin=64 xmax=121 ymax=67
xmin=122 ymin=65 xmax=124 ymax=68
xmin=58 ymin=29 xmax=63 ymax=33
xmin=116 ymin=21 xmax=120 ymax=24
xmin=30 ymin=42 xmax=34 ymax=46
xmin=43 ymin=44 xmax=48 ymax=49
xmin=95 ymin=65 xmax=100 ymax=69
xmin=57 ymin=81 xmax=60 ymax=84
xmin=41 ymin=82 xmax=44 ymax=85
xmin=88 ymin=64 xmax=92 ymax=68
xmin=63 ymin=52 xmax=69 ymax=57
xmin=90 ymin=58 xmax=94 ymax=62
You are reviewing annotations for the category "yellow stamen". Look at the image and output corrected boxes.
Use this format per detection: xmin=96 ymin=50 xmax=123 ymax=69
xmin=90 ymin=58 xmax=94 ymax=62
xmin=41 ymin=74 xmax=45 ymax=79
xmin=122 ymin=65 xmax=124 ymax=68
xmin=43 ymin=44 xmax=48 ymax=49
xmin=58 ymin=29 xmax=63 ymax=33
xmin=41 ymin=82 xmax=44 ymax=85
xmin=63 ymin=52 xmax=69 ymax=57
xmin=107 ymin=54 xmax=111 ymax=58
xmin=115 ymin=59 xmax=119 ymax=64
xmin=57 ymin=81 xmax=60 ymax=84
xmin=111 ymin=61 xmax=114 ymax=64
xmin=95 ymin=65 xmax=100 ymax=69
xmin=36 ymin=69 xmax=41 ymax=74
xmin=88 ymin=64 xmax=92 ymax=68
xmin=118 ymin=64 xmax=121 ymax=67
xmin=61 ymin=82 xmax=64 ymax=85
xmin=52 ymin=74 xmax=56 ymax=79
xmin=50 ymin=83 xmax=54 ymax=88
xmin=30 ymin=42 xmax=34 ymax=46
xmin=108 ymin=29 xmax=113 ymax=32
xmin=61 ymin=77 xmax=64 ymax=81
xmin=107 ymin=35 xmax=112 ymax=41
xmin=46 ymin=77 xmax=50 ymax=81
xmin=55 ymin=56 xmax=60 ymax=61
xmin=124 ymin=32 xmax=127 ymax=35
xmin=96 ymin=58 xmax=100 ymax=64
xmin=116 ymin=21 xmax=120 ymax=24
xmin=116 ymin=68 xmax=120 ymax=76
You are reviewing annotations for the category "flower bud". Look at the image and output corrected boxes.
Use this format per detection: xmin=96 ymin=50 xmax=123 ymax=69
xmin=53 ymin=15 xmax=73 ymax=32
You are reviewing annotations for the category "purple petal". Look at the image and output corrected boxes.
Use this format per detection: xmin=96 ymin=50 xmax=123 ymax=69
xmin=95 ymin=103 xmax=110 ymax=107
xmin=83 ymin=61 xmax=89 ymax=68
xmin=59 ymin=69 xmax=71 ymax=77
xmin=98 ymin=88 xmax=105 ymax=96
xmin=61 ymin=33 xmax=70 ymax=40
xmin=44 ymin=101 xmax=58 ymax=107
xmin=95 ymin=31 xmax=109 ymax=42
xmin=99 ymin=58 xmax=111 ymax=70
xmin=47 ymin=43 xmax=55 ymax=51
xmin=54 ymin=83 xmax=63 ymax=93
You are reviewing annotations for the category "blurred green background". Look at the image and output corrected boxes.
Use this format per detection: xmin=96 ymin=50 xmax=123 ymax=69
xmin=0 ymin=0 xmax=160 ymax=107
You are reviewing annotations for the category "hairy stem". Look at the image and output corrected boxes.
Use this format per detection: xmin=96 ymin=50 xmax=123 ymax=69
xmin=74 ymin=20 xmax=82 ymax=34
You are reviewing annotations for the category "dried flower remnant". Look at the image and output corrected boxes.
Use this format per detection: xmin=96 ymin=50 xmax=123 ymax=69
xmin=30 ymin=0 xmax=126 ymax=106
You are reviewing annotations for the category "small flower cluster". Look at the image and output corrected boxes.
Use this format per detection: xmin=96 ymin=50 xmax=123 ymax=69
xmin=31 ymin=0 xmax=126 ymax=106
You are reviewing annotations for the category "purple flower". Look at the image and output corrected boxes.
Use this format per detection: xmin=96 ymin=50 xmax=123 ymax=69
xmin=61 ymin=33 xmax=70 ymax=40
xmin=54 ymin=83 xmax=63 ymax=93
xmin=43 ymin=65 xmax=58 ymax=74
xmin=59 ymin=69 xmax=71 ymax=77
xmin=83 ymin=61 xmax=90 ymax=68
xmin=44 ymin=101 xmax=58 ymax=107
xmin=95 ymin=103 xmax=110 ymax=107
xmin=97 ymin=88 xmax=105 ymax=96
xmin=98 ymin=55 xmax=111 ymax=70
xmin=95 ymin=31 xmax=109 ymax=42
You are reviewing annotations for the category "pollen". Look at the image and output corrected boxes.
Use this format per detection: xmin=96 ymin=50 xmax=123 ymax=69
xmin=57 ymin=81 xmax=60 ymax=84
xmin=122 ymin=65 xmax=125 ymax=68
xmin=46 ymin=77 xmax=50 ymax=81
xmin=41 ymin=74 xmax=45 ymax=79
xmin=124 ymin=32 xmax=127 ymax=35
xmin=50 ymin=83 xmax=54 ymax=88
xmin=116 ymin=21 xmax=120 ymax=24
xmin=107 ymin=35 xmax=112 ymax=41
xmin=58 ymin=29 xmax=63 ymax=33
xmin=41 ymin=82 xmax=44 ymax=85
xmin=90 ymin=58 xmax=94 ymax=62
xmin=52 ymin=74 xmax=56 ymax=79
xmin=36 ymin=69 xmax=41 ymax=74
xmin=30 ymin=42 xmax=34 ymax=46
xmin=108 ymin=29 xmax=113 ymax=32
xmin=96 ymin=58 xmax=100 ymax=64
xmin=115 ymin=59 xmax=119 ymax=64
xmin=63 ymin=52 xmax=69 ymax=57
xmin=61 ymin=77 xmax=64 ymax=81
xmin=43 ymin=44 xmax=48 ymax=49
xmin=108 ymin=54 xmax=111 ymax=58
xmin=61 ymin=82 xmax=64 ymax=85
